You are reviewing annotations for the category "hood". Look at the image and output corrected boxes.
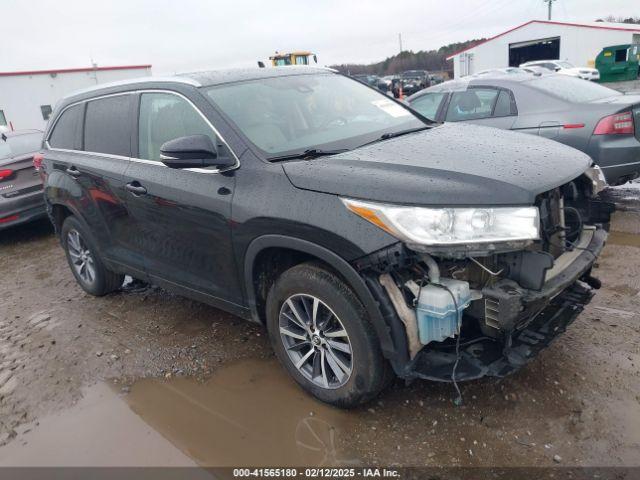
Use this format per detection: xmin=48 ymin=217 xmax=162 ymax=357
xmin=282 ymin=123 xmax=591 ymax=206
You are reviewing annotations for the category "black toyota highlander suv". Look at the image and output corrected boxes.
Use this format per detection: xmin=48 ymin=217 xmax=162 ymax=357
xmin=40 ymin=67 xmax=613 ymax=407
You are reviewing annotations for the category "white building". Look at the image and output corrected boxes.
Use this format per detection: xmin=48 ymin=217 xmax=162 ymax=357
xmin=447 ymin=20 xmax=640 ymax=78
xmin=0 ymin=64 xmax=152 ymax=131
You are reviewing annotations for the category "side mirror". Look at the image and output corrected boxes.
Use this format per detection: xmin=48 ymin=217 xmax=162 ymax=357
xmin=160 ymin=135 xmax=233 ymax=169
xmin=554 ymin=67 xmax=561 ymax=72
xmin=257 ymin=61 xmax=265 ymax=68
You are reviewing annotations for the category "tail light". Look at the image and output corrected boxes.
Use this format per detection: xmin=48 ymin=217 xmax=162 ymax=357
xmin=593 ymin=111 xmax=634 ymax=135
xmin=0 ymin=169 xmax=14 ymax=180
xmin=33 ymin=153 xmax=44 ymax=171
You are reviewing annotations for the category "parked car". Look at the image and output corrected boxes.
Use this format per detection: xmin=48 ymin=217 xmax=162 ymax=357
xmin=519 ymin=60 xmax=600 ymax=81
xmin=400 ymin=70 xmax=431 ymax=95
xmin=0 ymin=129 xmax=46 ymax=229
xmin=407 ymin=73 xmax=640 ymax=185
xmin=474 ymin=67 xmax=540 ymax=77
xmin=351 ymin=74 xmax=380 ymax=88
xmin=377 ymin=75 xmax=395 ymax=94
xmin=519 ymin=65 xmax=550 ymax=76
xmin=41 ymin=67 xmax=610 ymax=407
xmin=429 ymin=74 xmax=445 ymax=85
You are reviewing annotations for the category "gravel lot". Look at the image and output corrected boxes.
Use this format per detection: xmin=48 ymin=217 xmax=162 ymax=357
xmin=0 ymin=183 xmax=639 ymax=467
xmin=602 ymin=79 xmax=640 ymax=93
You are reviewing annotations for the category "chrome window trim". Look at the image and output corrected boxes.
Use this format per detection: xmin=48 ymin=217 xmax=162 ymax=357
xmin=45 ymin=89 xmax=240 ymax=175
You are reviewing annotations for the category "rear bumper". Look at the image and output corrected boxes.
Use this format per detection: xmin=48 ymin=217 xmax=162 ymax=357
xmin=588 ymin=134 xmax=640 ymax=185
xmin=0 ymin=190 xmax=47 ymax=230
xmin=404 ymin=226 xmax=607 ymax=382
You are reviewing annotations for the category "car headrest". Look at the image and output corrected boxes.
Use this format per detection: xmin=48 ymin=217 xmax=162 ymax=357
xmin=454 ymin=91 xmax=482 ymax=111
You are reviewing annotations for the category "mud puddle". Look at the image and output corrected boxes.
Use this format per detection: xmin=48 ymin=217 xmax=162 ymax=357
xmin=122 ymin=359 xmax=362 ymax=466
xmin=0 ymin=358 xmax=363 ymax=467
xmin=0 ymin=382 xmax=195 ymax=466
xmin=607 ymin=231 xmax=640 ymax=248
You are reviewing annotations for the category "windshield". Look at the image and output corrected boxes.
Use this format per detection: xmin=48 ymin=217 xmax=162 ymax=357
xmin=526 ymin=75 xmax=621 ymax=103
xmin=557 ymin=61 xmax=574 ymax=69
xmin=0 ymin=132 xmax=42 ymax=160
xmin=204 ymin=74 xmax=425 ymax=158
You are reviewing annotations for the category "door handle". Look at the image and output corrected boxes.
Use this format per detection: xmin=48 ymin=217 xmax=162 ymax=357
xmin=66 ymin=166 xmax=81 ymax=178
xmin=125 ymin=182 xmax=147 ymax=196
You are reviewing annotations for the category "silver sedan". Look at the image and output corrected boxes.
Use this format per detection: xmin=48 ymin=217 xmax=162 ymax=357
xmin=407 ymin=74 xmax=640 ymax=185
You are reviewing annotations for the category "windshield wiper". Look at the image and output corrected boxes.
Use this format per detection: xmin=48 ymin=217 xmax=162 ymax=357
xmin=357 ymin=126 xmax=432 ymax=149
xmin=267 ymin=148 xmax=348 ymax=162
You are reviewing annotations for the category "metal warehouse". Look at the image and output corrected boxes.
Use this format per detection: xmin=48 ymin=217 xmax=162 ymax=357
xmin=447 ymin=20 xmax=640 ymax=78
xmin=0 ymin=64 xmax=151 ymax=131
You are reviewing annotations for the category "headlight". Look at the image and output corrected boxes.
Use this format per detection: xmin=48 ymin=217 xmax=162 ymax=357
xmin=342 ymin=198 xmax=539 ymax=246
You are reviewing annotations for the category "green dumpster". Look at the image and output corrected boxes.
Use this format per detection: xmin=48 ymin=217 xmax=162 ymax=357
xmin=596 ymin=44 xmax=640 ymax=82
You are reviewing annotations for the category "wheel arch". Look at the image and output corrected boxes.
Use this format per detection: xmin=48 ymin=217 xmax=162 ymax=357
xmin=243 ymin=235 xmax=397 ymax=359
xmin=48 ymin=201 xmax=81 ymax=236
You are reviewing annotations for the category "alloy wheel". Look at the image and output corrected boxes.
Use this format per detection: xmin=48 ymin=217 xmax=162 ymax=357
xmin=278 ymin=294 xmax=353 ymax=389
xmin=67 ymin=229 xmax=96 ymax=285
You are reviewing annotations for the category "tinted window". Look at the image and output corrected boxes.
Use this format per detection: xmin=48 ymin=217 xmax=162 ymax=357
xmin=410 ymin=92 xmax=446 ymax=121
xmin=528 ymin=75 xmax=621 ymax=103
xmin=138 ymin=93 xmax=219 ymax=162
xmin=493 ymin=90 xmax=513 ymax=117
xmin=0 ymin=110 xmax=6 ymax=126
xmin=445 ymin=88 xmax=498 ymax=121
xmin=49 ymin=104 xmax=83 ymax=150
xmin=84 ymin=95 xmax=132 ymax=157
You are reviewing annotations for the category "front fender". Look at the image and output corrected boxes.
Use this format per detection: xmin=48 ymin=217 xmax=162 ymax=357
xmin=243 ymin=234 xmax=407 ymax=364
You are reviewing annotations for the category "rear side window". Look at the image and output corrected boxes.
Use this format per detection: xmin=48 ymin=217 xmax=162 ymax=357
xmin=138 ymin=92 xmax=219 ymax=162
xmin=410 ymin=92 xmax=446 ymax=121
xmin=49 ymin=104 xmax=83 ymax=150
xmin=84 ymin=95 xmax=132 ymax=157
xmin=493 ymin=90 xmax=513 ymax=117
xmin=445 ymin=88 xmax=498 ymax=121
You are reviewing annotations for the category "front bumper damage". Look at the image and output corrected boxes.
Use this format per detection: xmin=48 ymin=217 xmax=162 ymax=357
xmin=357 ymin=225 xmax=608 ymax=382
xmin=409 ymin=280 xmax=593 ymax=382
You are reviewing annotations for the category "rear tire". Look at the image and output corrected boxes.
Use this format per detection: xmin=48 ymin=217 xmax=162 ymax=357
xmin=61 ymin=216 xmax=124 ymax=296
xmin=266 ymin=262 xmax=391 ymax=407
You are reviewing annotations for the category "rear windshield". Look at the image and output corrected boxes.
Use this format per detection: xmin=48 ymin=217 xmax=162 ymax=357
xmin=0 ymin=132 xmax=42 ymax=160
xmin=526 ymin=75 xmax=621 ymax=103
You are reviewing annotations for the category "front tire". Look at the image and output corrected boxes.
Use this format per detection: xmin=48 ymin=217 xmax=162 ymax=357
xmin=61 ymin=216 xmax=124 ymax=296
xmin=266 ymin=262 xmax=390 ymax=407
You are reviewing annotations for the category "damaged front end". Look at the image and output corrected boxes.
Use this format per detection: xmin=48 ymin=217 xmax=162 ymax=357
xmin=351 ymin=170 xmax=614 ymax=382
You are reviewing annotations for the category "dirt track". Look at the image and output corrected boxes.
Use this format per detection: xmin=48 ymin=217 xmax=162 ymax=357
xmin=0 ymin=186 xmax=639 ymax=467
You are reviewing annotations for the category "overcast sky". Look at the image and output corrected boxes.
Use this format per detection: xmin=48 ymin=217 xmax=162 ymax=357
xmin=1 ymin=0 xmax=636 ymax=74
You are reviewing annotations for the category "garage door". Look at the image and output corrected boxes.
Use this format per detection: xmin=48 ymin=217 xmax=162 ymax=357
xmin=509 ymin=37 xmax=560 ymax=67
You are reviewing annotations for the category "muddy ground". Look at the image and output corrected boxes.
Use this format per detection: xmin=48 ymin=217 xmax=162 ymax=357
xmin=0 ymin=186 xmax=639 ymax=467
